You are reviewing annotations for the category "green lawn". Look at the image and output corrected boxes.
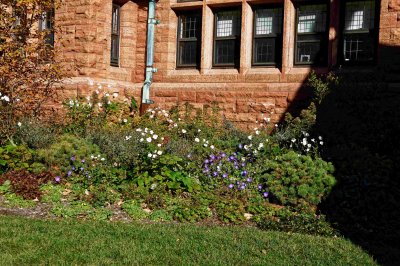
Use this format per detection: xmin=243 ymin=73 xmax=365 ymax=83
xmin=0 ymin=215 xmax=377 ymax=265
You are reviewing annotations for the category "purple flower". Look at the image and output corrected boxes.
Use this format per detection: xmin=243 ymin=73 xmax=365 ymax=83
xmin=241 ymin=170 xmax=248 ymax=177
xmin=222 ymin=173 xmax=228 ymax=178
xmin=241 ymin=162 xmax=246 ymax=167
xmin=263 ymin=192 xmax=269 ymax=198
xmin=228 ymin=184 xmax=234 ymax=189
xmin=204 ymin=159 xmax=209 ymax=164
xmin=71 ymin=166 xmax=76 ymax=171
xmin=229 ymin=156 xmax=235 ymax=161
xmin=54 ymin=176 xmax=61 ymax=183
xmin=210 ymin=155 xmax=216 ymax=160
xmin=80 ymin=167 xmax=84 ymax=171
xmin=70 ymin=156 xmax=75 ymax=161
xmin=246 ymin=177 xmax=252 ymax=183
xmin=239 ymin=143 xmax=243 ymax=149
xmin=213 ymin=172 xmax=218 ymax=177
xmin=221 ymin=153 xmax=226 ymax=158
xmin=258 ymin=185 xmax=263 ymax=190
xmin=67 ymin=171 xmax=72 ymax=177
xmin=81 ymin=159 xmax=86 ymax=163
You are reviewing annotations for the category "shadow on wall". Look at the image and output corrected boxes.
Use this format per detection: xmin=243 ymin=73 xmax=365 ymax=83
xmin=285 ymin=43 xmax=400 ymax=266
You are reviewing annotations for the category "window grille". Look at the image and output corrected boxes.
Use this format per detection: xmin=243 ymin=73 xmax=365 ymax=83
xmin=110 ymin=4 xmax=120 ymax=67
xmin=177 ymin=12 xmax=201 ymax=67
xmin=213 ymin=9 xmax=241 ymax=67
xmin=253 ymin=7 xmax=283 ymax=66
xmin=342 ymin=0 xmax=376 ymax=63
xmin=295 ymin=4 xmax=328 ymax=65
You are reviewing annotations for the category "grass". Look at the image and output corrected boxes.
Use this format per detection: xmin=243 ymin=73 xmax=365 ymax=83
xmin=0 ymin=215 xmax=377 ymax=266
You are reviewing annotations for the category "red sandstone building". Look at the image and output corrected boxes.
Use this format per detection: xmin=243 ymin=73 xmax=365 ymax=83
xmin=49 ymin=0 xmax=399 ymax=126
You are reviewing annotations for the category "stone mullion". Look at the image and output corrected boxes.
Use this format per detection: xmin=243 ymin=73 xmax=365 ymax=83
xmin=239 ymin=1 xmax=252 ymax=75
xmin=328 ymin=0 xmax=340 ymax=67
xmin=200 ymin=4 xmax=213 ymax=73
xmin=281 ymin=0 xmax=295 ymax=78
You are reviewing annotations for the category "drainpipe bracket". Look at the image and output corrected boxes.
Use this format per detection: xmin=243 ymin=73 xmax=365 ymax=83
xmin=148 ymin=18 xmax=160 ymax=25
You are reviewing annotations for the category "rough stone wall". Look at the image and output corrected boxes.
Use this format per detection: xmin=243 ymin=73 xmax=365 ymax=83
xmin=54 ymin=0 xmax=400 ymax=129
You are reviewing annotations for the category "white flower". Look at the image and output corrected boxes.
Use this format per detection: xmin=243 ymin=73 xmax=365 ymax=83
xmin=302 ymin=138 xmax=307 ymax=146
xmin=17 ymin=122 xmax=22 ymax=127
xmin=203 ymin=143 xmax=208 ymax=147
xmin=148 ymin=153 xmax=152 ymax=158
xmin=105 ymin=93 xmax=110 ymax=97
xmin=136 ymin=128 xmax=142 ymax=132
xmin=69 ymin=100 xmax=74 ymax=106
xmin=319 ymin=141 xmax=324 ymax=146
xmin=181 ymin=129 xmax=187 ymax=134
xmin=248 ymin=135 xmax=253 ymax=140
xmin=258 ymin=143 xmax=264 ymax=149
xmin=319 ymin=136 xmax=323 ymax=140
xmin=15 ymin=98 xmax=20 ymax=102
xmin=198 ymin=129 xmax=201 ymax=132
xmin=141 ymin=132 xmax=145 ymax=136
xmin=255 ymin=130 xmax=260 ymax=135
xmin=307 ymin=144 xmax=311 ymax=148
xmin=244 ymin=145 xmax=249 ymax=150
xmin=146 ymin=137 xmax=152 ymax=143
xmin=210 ymin=145 xmax=215 ymax=150
xmin=98 ymin=103 xmax=102 ymax=107
xmin=113 ymin=92 xmax=119 ymax=98
xmin=264 ymin=117 xmax=271 ymax=122
xmin=125 ymin=135 xmax=132 ymax=141
xmin=275 ymin=124 xmax=278 ymax=127
xmin=149 ymin=115 xmax=154 ymax=119
xmin=123 ymin=119 xmax=128 ymax=123
xmin=95 ymin=90 xmax=99 ymax=94
xmin=139 ymin=138 xmax=144 ymax=142
xmin=194 ymin=138 xmax=200 ymax=143
xmin=157 ymin=144 xmax=162 ymax=147
xmin=101 ymin=157 xmax=105 ymax=161
xmin=157 ymin=150 xmax=162 ymax=155
xmin=161 ymin=137 xmax=165 ymax=141
xmin=311 ymin=138 xmax=315 ymax=142
xmin=173 ymin=123 xmax=177 ymax=127
xmin=152 ymin=134 xmax=158 ymax=140
xmin=152 ymin=154 xmax=157 ymax=159
xmin=291 ymin=138 xmax=296 ymax=143
xmin=306 ymin=148 xmax=310 ymax=152
xmin=150 ymin=130 xmax=154 ymax=135
xmin=254 ymin=150 xmax=258 ymax=155
xmin=86 ymin=96 xmax=91 ymax=101
xmin=107 ymin=101 xmax=111 ymax=105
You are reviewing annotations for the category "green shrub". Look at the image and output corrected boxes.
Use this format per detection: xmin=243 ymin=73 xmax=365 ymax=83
xmin=149 ymin=209 xmax=173 ymax=222
xmin=0 ymin=144 xmax=45 ymax=174
xmin=14 ymin=119 xmax=58 ymax=149
xmin=51 ymin=201 xmax=93 ymax=218
xmin=38 ymin=135 xmax=101 ymax=170
xmin=259 ymin=151 xmax=335 ymax=209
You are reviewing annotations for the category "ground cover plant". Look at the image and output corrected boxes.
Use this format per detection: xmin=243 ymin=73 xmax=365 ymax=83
xmin=0 ymin=215 xmax=377 ymax=265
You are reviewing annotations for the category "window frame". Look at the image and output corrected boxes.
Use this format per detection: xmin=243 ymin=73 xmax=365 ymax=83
xmin=338 ymin=0 xmax=380 ymax=66
xmin=176 ymin=10 xmax=202 ymax=69
xmin=110 ymin=3 xmax=121 ymax=67
xmin=212 ymin=8 xmax=242 ymax=68
xmin=294 ymin=1 xmax=329 ymax=66
xmin=251 ymin=5 xmax=284 ymax=67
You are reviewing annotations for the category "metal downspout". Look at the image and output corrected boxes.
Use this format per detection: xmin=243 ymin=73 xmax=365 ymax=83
xmin=140 ymin=0 xmax=159 ymax=115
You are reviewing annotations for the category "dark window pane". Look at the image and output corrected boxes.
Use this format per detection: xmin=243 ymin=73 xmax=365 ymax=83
xmin=111 ymin=4 xmax=120 ymax=66
xmin=295 ymin=4 xmax=327 ymax=65
xmin=343 ymin=33 xmax=374 ymax=61
xmin=177 ymin=12 xmax=201 ymax=67
xmin=345 ymin=0 xmax=375 ymax=31
xmin=39 ymin=11 xmax=54 ymax=47
xmin=179 ymin=41 xmax=198 ymax=65
xmin=215 ymin=39 xmax=238 ymax=65
xmin=179 ymin=15 xmax=200 ymax=39
xmin=297 ymin=4 xmax=327 ymax=34
xmin=254 ymin=38 xmax=275 ymax=64
xmin=255 ymin=8 xmax=282 ymax=36
xmin=216 ymin=10 xmax=241 ymax=38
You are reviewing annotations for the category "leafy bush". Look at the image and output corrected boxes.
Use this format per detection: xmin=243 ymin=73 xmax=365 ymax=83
xmin=121 ymin=200 xmax=149 ymax=220
xmin=259 ymin=151 xmax=335 ymax=209
xmin=0 ymin=170 xmax=54 ymax=200
xmin=0 ymin=144 xmax=45 ymax=174
xmin=14 ymin=119 xmax=58 ymax=149
xmin=38 ymin=135 xmax=101 ymax=170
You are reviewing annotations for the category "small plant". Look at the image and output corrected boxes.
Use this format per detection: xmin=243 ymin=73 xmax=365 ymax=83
xmin=121 ymin=200 xmax=149 ymax=220
xmin=259 ymin=151 xmax=335 ymax=209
